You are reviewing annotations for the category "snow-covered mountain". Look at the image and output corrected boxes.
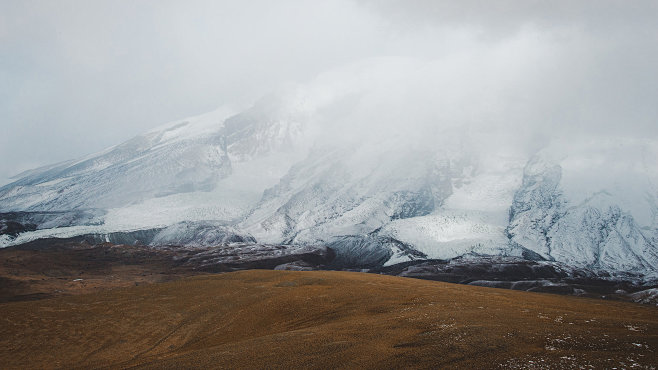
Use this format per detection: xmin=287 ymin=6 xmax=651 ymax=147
xmin=507 ymin=141 xmax=658 ymax=273
xmin=1 ymin=68 xmax=657 ymax=277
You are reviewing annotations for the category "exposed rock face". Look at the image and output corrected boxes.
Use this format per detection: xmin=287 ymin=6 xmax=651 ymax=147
xmin=375 ymin=256 xmax=657 ymax=301
xmin=0 ymin=220 xmax=36 ymax=237
xmin=181 ymin=243 xmax=334 ymax=272
xmin=326 ymin=235 xmax=427 ymax=269
xmin=629 ymin=288 xmax=658 ymax=305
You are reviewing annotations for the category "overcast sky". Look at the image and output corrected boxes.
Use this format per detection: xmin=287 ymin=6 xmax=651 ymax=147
xmin=1 ymin=0 xmax=657 ymax=185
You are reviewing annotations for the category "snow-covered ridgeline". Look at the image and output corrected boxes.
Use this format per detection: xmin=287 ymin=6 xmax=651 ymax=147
xmin=0 ymin=69 xmax=657 ymax=276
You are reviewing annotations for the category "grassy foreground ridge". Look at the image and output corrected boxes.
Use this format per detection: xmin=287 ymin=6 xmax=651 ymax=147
xmin=1 ymin=270 xmax=656 ymax=369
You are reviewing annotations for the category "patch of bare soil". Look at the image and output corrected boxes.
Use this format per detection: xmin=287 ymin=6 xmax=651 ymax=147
xmin=0 ymin=270 xmax=656 ymax=369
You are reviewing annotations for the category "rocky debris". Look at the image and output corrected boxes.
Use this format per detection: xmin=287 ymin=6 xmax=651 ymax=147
xmin=326 ymin=235 xmax=426 ymax=269
xmin=374 ymin=255 xmax=657 ymax=303
xmin=0 ymin=219 xmax=37 ymax=237
xmin=181 ymin=243 xmax=334 ymax=272
xmin=2 ymin=235 xmax=656 ymax=305
xmin=274 ymin=261 xmax=317 ymax=271
xmin=629 ymin=288 xmax=658 ymax=305
xmin=0 ymin=238 xmax=335 ymax=302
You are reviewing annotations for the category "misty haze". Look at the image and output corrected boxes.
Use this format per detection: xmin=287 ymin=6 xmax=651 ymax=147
xmin=1 ymin=1 xmax=657 ymax=369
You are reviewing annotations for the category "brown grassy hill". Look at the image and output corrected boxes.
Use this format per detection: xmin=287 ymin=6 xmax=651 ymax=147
xmin=0 ymin=270 xmax=656 ymax=369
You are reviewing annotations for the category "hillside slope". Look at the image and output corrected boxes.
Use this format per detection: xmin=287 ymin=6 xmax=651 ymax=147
xmin=0 ymin=270 xmax=656 ymax=369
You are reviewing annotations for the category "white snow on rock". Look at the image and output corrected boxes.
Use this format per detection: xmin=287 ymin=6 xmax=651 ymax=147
xmin=0 ymin=65 xmax=657 ymax=276
xmin=507 ymin=141 xmax=658 ymax=273
xmin=629 ymin=288 xmax=658 ymax=305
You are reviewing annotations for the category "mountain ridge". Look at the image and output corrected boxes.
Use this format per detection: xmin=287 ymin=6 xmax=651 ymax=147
xmin=1 ymin=87 xmax=657 ymax=278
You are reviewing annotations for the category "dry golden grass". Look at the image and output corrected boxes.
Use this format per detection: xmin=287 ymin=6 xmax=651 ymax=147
xmin=1 ymin=270 xmax=656 ymax=369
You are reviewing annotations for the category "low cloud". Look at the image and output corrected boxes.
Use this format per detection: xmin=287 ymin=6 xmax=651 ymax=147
xmin=1 ymin=0 xmax=656 ymax=185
